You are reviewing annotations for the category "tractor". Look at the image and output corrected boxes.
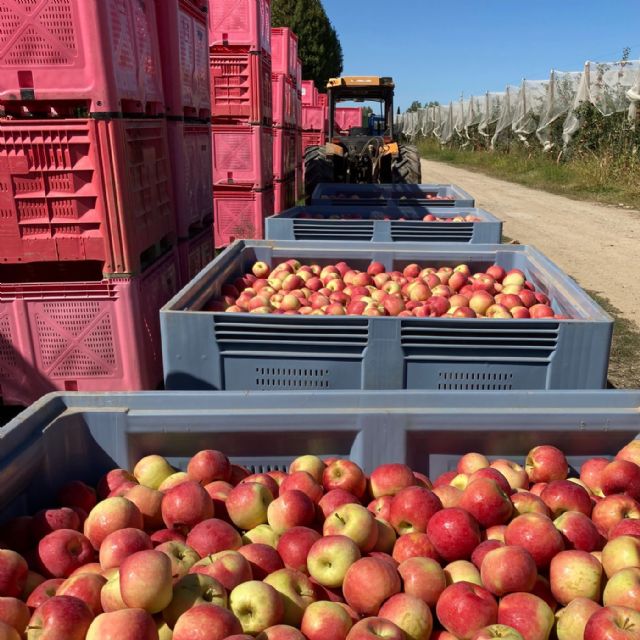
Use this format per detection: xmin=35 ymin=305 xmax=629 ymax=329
xmin=303 ymin=76 xmax=422 ymax=201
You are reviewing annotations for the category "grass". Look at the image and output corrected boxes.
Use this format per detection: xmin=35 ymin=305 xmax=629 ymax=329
xmin=418 ymin=139 xmax=640 ymax=211
xmin=582 ymin=291 xmax=640 ymax=389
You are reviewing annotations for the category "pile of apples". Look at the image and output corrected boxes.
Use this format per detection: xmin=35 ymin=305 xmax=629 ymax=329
xmin=296 ymin=213 xmax=483 ymax=223
xmin=209 ymin=259 xmax=565 ymax=319
xmin=3 ymin=442 xmax=640 ymax=640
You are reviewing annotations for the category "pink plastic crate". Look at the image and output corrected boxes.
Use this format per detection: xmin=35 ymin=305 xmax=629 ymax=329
xmin=0 ymin=118 xmax=176 ymax=275
xmin=301 ymin=131 xmax=324 ymax=153
xmin=294 ymin=129 xmax=302 ymax=167
xmin=274 ymin=177 xmax=296 ymax=214
xmin=317 ymin=93 xmax=328 ymax=108
xmin=296 ymin=58 xmax=302 ymax=90
xmin=209 ymin=0 xmax=271 ymax=53
xmin=302 ymin=105 xmax=327 ymax=132
xmin=335 ymin=107 xmax=364 ymax=132
xmin=214 ymin=185 xmax=273 ymax=247
xmin=212 ymin=124 xmax=273 ymax=188
xmin=0 ymin=0 xmax=164 ymax=116
xmin=210 ymin=49 xmax=272 ymax=125
xmin=156 ymin=0 xmax=211 ymax=120
xmin=0 ymin=251 xmax=180 ymax=407
xmin=167 ymin=121 xmax=213 ymax=238
xmin=272 ymin=73 xmax=296 ymax=128
xmin=301 ymin=80 xmax=317 ymax=106
xmin=177 ymin=226 xmax=214 ymax=286
xmin=271 ymin=27 xmax=298 ymax=79
xmin=273 ymin=128 xmax=297 ymax=180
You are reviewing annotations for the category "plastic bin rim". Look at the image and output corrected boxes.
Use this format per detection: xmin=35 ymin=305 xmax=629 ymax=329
xmin=160 ymin=240 xmax=613 ymax=323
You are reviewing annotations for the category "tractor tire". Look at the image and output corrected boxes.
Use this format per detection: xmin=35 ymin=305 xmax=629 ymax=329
xmin=304 ymin=145 xmax=335 ymax=203
xmin=392 ymin=144 xmax=422 ymax=184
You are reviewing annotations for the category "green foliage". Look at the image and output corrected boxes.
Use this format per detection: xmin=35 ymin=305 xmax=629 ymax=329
xmin=408 ymin=101 xmax=422 ymax=112
xmin=271 ymin=0 xmax=343 ymax=90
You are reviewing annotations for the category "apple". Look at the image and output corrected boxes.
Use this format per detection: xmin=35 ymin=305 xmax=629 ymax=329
xmin=549 ymin=550 xmax=603 ymax=604
xmin=433 ymin=484 xmax=463 ymax=508
xmin=341 ymin=552 xmax=402 ymax=614
xmin=98 ymin=528 xmax=151 ymax=570
xmin=398 ymin=556 xmax=446 ymax=607
xmin=280 ymin=472 xmax=323 ymax=504
xmin=610 ymin=519 xmax=640 ymax=539
xmin=27 ymin=595 xmax=93 ymax=640
xmin=190 ymin=550 xmax=252 ymax=591
xmin=264 ymin=568 xmax=316 ymax=626
xmin=162 ymin=573 xmax=227 ymax=628
xmin=601 ymin=460 xmax=640 ymax=499
xmin=378 ymin=593 xmax=433 ymax=640
xmin=368 ymin=496 xmax=393 ymax=521
xmin=504 ymin=513 xmax=565 ymax=570
xmin=26 ymin=578 xmax=64 ymax=610
xmin=124 ymin=485 xmax=164 ymax=530
xmin=555 ymin=597 xmax=601 ymax=640
xmin=187 ymin=450 xmax=231 ymax=484
xmin=458 ymin=453 xmax=490 ymax=475
xmin=119 ymin=550 xmax=172 ymax=614
xmin=525 ymin=446 xmax=568 ymax=484
xmin=161 ymin=480 xmax=215 ymax=531
xmin=56 ymin=572 xmax=106 ymax=616
xmin=268 ymin=490 xmax=316 ymax=535
xmin=155 ymin=540 xmax=200 ymax=582
xmin=392 ymin=532 xmax=440 ymax=563
xmin=32 ymin=508 xmax=81 ymax=539
xmin=471 ymin=540 xmax=503 ymax=569
xmin=490 ymin=460 xmax=528 ymax=490
xmin=460 ymin=478 xmax=513 ymax=528
xmin=497 ymin=593 xmax=555 ymax=640
xmin=345 ymin=617 xmax=405 ymax=640
xmin=480 ymin=546 xmax=537 ymax=596
xmin=323 ymin=504 xmax=378 ymax=552
xmin=225 ymin=482 xmax=274 ymax=531
xmin=0 ymin=597 xmax=29 ymax=635
xmin=301 ymin=600 xmax=353 ymax=640
xmin=83 ymin=497 xmax=143 ymax=549
xmin=238 ymin=543 xmax=284 ymax=580
xmin=0 ymin=621 xmax=19 ymax=640
xmin=322 ymin=461 xmax=367 ymax=498
xmin=388 ymin=486 xmax=442 ymax=535
xmin=85 ymin=608 xmax=158 ymax=640
xmin=584 ymin=605 xmax=640 ymax=640
xmin=601 ymin=535 xmax=640 ymax=578
xmin=510 ymin=492 xmax=550 ymax=517
xmin=173 ymin=602 xmax=242 ymax=640
xmin=229 ymin=581 xmax=284 ymax=635
xmin=290 ymin=455 xmax=326 ymax=483
xmin=252 ymin=262 xmax=270 ymax=278
xmin=603 ymin=567 xmax=640 ymax=609
xmin=274 ymin=527 xmax=321 ymax=574
xmin=472 ymin=626 xmax=524 ymax=640
xmin=241 ymin=473 xmax=280 ymax=498
xmin=427 ymin=507 xmax=481 ymax=562
xmin=307 ymin=535 xmax=361 ymax=588
xmin=133 ymin=455 xmax=174 ymax=490
xmin=369 ymin=464 xmax=416 ymax=498
xmin=540 ymin=480 xmax=592 ymax=518
xmin=97 ymin=469 xmax=136 ymax=499
xmin=256 ymin=624 xmax=306 ymax=640
xmin=469 ymin=468 xmax=512 ymax=495
xmin=444 ymin=560 xmax=482 ymax=586
xmin=186 ymin=518 xmax=242 ymax=557
xmin=319 ymin=490 xmax=360 ymax=518
xmin=592 ymin=494 xmax=640 ymax=536
xmin=553 ymin=511 xmax=602 ymax=552
xmin=0 ymin=550 xmax=28 ymax=598
xmin=150 ymin=528 xmax=185 ymax=545
xmin=158 ymin=472 xmax=190 ymax=492
xmin=436 ymin=582 xmax=498 ymax=640
xmin=242 ymin=524 xmax=280 ymax=548
xmin=37 ymin=529 xmax=95 ymax=578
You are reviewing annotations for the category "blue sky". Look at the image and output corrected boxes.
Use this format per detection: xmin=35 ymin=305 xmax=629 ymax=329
xmin=321 ymin=0 xmax=640 ymax=110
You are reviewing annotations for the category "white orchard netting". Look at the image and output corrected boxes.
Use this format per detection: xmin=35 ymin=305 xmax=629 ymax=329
xmin=404 ymin=57 xmax=639 ymax=149
xmin=536 ymin=70 xmax=583 ymax=149
xmin=563 ymin=59 xmax=640 ymax=144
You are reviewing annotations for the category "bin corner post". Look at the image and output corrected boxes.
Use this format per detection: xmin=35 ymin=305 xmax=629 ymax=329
xmin=161 ymin=311 xmax=223 ymax=391
xmin=361 ymin=320 xmax=404 ymax=389
xmin=356 ymin=414 xmax=408 ymax=473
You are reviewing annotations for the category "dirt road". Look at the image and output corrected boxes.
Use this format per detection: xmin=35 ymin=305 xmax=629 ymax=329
xmin=421 ymin=159 xmax=640 ymax=326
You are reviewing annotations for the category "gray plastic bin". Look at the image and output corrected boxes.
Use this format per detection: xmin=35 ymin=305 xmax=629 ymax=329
xmin=160 ymin=241 xmax=612 ymax=392
xmin=311 ymin=183 xmax=475 ymax=207
xmin=1 ymin=391 xmax=639 ymax=519
xmin=265 ymin=205 xmax=502 ymax=244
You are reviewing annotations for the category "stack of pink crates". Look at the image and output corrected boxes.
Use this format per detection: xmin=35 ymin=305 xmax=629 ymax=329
xmin=271 ymin=27 xmax=299 ymax=213
xmin=0 ymin=0 xmax=197 ymax=406
xmin=210 ymin=0 xmax=274 ymax=247
xmin=301 ymin=80 xmax=328 ymax=190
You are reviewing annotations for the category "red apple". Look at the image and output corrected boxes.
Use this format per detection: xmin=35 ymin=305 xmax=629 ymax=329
xmin=187 ymin=450 xmax=231 ymax=484
xmin=185 ymin=518 xmax=242 ymax=557
xmin=307 ymin=535 xmax=361 ymax=589
xmin=540 ymin=480 xmax=592 ymax=517
xmin=471 ymin=540 xmax=504 ymax=570
xmin=86 ymin=608 xmax=158 ymax=640
xmin=378 ymin=592 xmax=433 ymax=640
xmin=436 ymin=582 xmax=498 ymax=640
xmin=323 ymin=504 xmax=378 ymax=552
xmin=277 ymin=527 xmax=321 ymax=573
xmin=369 ymin=464 xmax=416 ymax=498
xmin=27 ymin=595 xmax=93 ymax=640
xmin=301 ymin=600 xmax=353 ymax=640
xmin=427 ymin=508 xmax=481 ymax=562
xmin=162 ymin=573 xmax=227 ymax=628
xmin=155 ymin=540 xmax=200 ymax=582
xmin=601 ymin=460 xmax=640 ymax=499
xmin=319 ymin=490 xmax=360 ymax=519
xmin=592 ymin=494 xmax=640 ymax=537
xmin=161 ymin=480 xmax=215 ymax=531
xmin=119 ymin=550 xmax=173 ymax=613
xmin=267 ymin=490 xmax=316 ymax=535
xmin=550 ymin=550 xmax=603 ymax=604
xmin=0 ymin=551 xmax=28 ymax=598
xmin=497 ymin=593 xmax=555 ymax=640
xmin=584 ymin=605 xmax=640 ymax=640
xmin=32 ymin=508 xmax=81 ymax=540
xmin=504 ymin=513 xmax=565 ymax=570
xmin=0 ymin=597 xmax=29 ymax=635
xmin=238 ymin=543 xmax=284 ymax=580
xmin=556 ymin=597 xmax=601 ymax=640
xmin=173 ymin=602 xmax=243 ymax=640
xmin=241 ymin=473 xmax=280 ymax=499
xmin=56 ymin=572 xmax=106 ymax=616
xmin=392 ymin=532 xmax=440 ymax=563
xmin=83 ymin=497 xmax=143 ymax=550
xmin=225 ymin=482 xmax=274 ymax=531
xmin=368 ymin=496 xmax=393 ymax=521
xmin=37 ymin=529 xmax=94 ymax=578
xmin=610 ymin=519 xmax=640 ymax=539
xmin=388 ymin=486 xmax=442 ymax=535
xmin=124 ymin=485 xmax=164 ymax=531
xmin=345 ymin=617 xmax=404 ymax=640
xmin=190 ymin=550 xmax=252 ymax=591
xmin=554 ymin=511 xmax=603 ymax=551
xmin=322 ymin=461 xmax=367 ymax=498
xmin=229 ymin=581 xmax=284 ymax=635
xmin=280 ymin=472 xmax=324 ymax=504
xmin=460 ymin=478 xmax=513 ymax=528
xmin=97 ymin=469 xmax=136 ymax=500
xmin=98 ymin=528 xmax=152 ymax=570
xmin=398 ymin=556 xmax=446 ymax=607
xmin=342 ymin=557 xmax=401 ymax=616
xmin=26 ymin=578 xmax=64 ymax=610
xmin=480 ymin=546 xmax=537 ymax=596
xmin=525 ymin=446 xmax=568 ymax=483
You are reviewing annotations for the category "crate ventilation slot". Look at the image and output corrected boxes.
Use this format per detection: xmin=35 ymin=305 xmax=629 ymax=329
xmin=292 ymin=220 xmax=374 ymax=241
xmin=255 ymin=366 xmax=330 ymax=389
xmin=390 ymin=222 xmax=474 ymax=243
xmin=438 ymin=371 xmax=514 ymax=390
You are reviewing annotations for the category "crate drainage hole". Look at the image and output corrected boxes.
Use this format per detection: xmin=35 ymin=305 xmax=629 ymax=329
xmin=438 ymin=371 xmax=514 ymax=390
xmin=255 ymin=367 xmax=330 ymax=389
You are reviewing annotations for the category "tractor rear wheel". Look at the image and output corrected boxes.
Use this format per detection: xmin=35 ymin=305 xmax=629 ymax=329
xmin=304 ymin=145 xmax=335 ymax=203
xmin=391 ymin=144 xmax=422 ymax=184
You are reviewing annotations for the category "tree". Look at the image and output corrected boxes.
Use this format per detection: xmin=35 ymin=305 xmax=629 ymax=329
xmin=272 ymin=0 xmax=343 ymax=89
xmin=408 ymin=101 xmax=422 ymax=112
